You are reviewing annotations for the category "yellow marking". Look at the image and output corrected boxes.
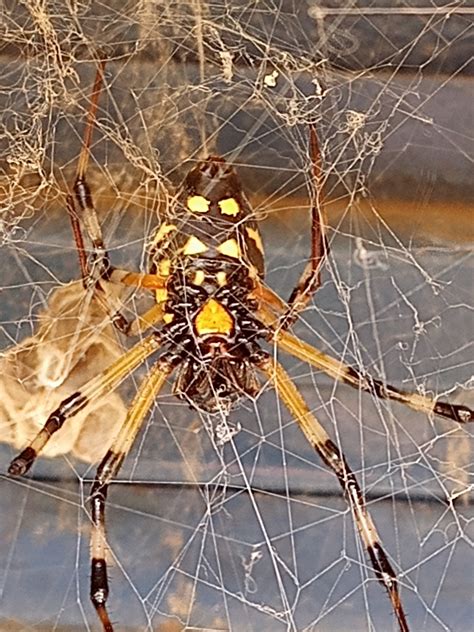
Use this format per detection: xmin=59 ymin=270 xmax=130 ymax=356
xmin=217 ymin=238 xmax=241 ymax=259
xmin=187 ymin=195 xmax=210 ymax=213
xmin=158 ymin=258 xmax=171 ymax=276
xmin=163 ymin=313 xmax=174 ymax=324
xmin=153 ymin=223 xmax=177 ymax=245
xmin=182 ymin=235 xmax=209 ymax=256
xmin=246 ymin=227 xmax=264 ymax=254
xmin=218 ymin=198 xmax=240 ymax=216
xmin=193 ymin=270 xmax=205 ymax=285
xmin=195 ymin=298 xmax=234 ymax=336
xmin=155 ymin=288 xmax=168 ymax=303
xmin=216 ymin=271 xmax=227 ymax=286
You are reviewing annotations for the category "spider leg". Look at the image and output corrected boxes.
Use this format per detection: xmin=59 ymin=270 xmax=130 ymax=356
xmin=7 ymin=334 xmax=161 ymax=477
xmin=67 ymin=60 xmax=168 ymax=334
xmin=89 ymin=355 xmax=176 ymax=632
xmin=258 ymin=306 xmax=473 ymax=424
xmin=279 ymin=124 xmax=328 ymax=328
xmin=123 ymin=302 xmax=166 ymax=337
xmin=66 ymin=59 xmax=127 ymax=328
xmin=256 ymin=352 xmax=409 ymax=632
xmin=71 ymin=58 xmax=110 ymax=282
xmin=251 ymin=281 xmax=288 ymax=316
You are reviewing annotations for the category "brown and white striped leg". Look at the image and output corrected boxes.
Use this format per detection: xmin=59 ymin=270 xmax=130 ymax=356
xmin=280 ymin=124 xmax=328 ymax=328
xmin=71 ymin=58 xmax=110 ymax=280
xmin=67 ymin=191 xmax=132 ymax=335
xmin=64 ymin=58 xmax=132 ymax=333
xmin=89 ymin=356 xmax=176 ymax=632
xmin=256 ymin=353 xmax=409 ymax=632
xmin=7 ymin=334 xmax=162 ymax=477
xmin=66 ymin=60 xmax=169 ymax=335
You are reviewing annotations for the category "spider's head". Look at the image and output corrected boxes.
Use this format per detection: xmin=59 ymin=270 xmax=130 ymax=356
xmin=179 ymin=156 xmax=252 ymax=223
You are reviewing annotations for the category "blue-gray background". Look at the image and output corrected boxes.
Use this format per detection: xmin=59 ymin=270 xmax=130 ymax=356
xmin=0 ymin=2 xmax=473 ymax=631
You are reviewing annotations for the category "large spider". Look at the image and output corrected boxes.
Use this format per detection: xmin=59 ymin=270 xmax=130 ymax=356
xmin=8 ymin=60 xmax=473 ymax=632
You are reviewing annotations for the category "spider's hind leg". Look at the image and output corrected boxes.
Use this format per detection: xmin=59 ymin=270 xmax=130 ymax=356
xmin=70 ymin=59 xmax=110 ymax=280
xmin=256 ymin=353 xmax=410 ymax=632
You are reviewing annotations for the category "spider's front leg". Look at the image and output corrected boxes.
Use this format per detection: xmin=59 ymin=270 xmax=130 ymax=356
xmin=256 ymin=353 xmax=410 ymax=632
xmin=279 ymin=124 xmax=329 ymax=328
xmin=66 ymin=59 xmax=167 ymax=336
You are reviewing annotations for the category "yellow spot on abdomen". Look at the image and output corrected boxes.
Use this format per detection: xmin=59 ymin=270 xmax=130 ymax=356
xmin=193 ymin=270 xmax=205 ymax=285
xmin=152 ymin=223 xmax=177 ymax=245
xmin=216 ymin=271 xmax=227 ymax=287
xmin=246 ymin=227 xmax=264 ymax=254
xmin=182 ymin=235 xmax=209 ymax=256
xmin=155 ymin=288 xmax=168 ymax=303
xmin=218 ymin=198 xmax=240 ymax=217
xmin=187 ymin=195 xmax=210 ymax=214
xmin=194 ymin=298 xmax=234 ymax=336
xmin=158 ymin=258 xmax=171 ymax=276
xmin=216 ymin=238 xmax=241 ymax=259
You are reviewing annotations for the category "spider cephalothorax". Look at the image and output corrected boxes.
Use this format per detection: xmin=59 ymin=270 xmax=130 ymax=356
xmin=162 ymin=264 xmax=267 ymax=413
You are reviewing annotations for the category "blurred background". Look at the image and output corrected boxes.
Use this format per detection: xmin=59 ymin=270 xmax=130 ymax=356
xmin=0 ymin=2 xmax=473 ymax=631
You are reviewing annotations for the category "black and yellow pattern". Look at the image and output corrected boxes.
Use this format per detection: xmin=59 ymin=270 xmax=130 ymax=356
xmin=145 ymin=155 xmax=267 ymax=412
xmin=8 ymin=60 xmax=473 ymax=632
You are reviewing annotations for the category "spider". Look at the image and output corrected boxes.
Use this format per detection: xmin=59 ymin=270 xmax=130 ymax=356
xmin=8 ymin=59 xmax=473 ymax=632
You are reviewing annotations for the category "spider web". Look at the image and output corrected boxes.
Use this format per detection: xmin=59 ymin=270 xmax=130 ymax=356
xmin=0 ymin=2 xmax=473 ymax=631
